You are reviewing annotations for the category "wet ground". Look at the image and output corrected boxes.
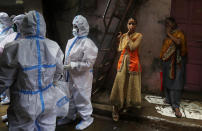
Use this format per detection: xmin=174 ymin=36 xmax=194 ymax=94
xmin=1 ymin=91 xmax=202 ymax=131
xmin=56 ymin=115 xmax=169 ymax=131
xmin=0 ymin=111 xmax=168 ymax=131
xmin=0 ymin=104 xmax=167 ymax=131
xmin=145 ymin=95 xmax=202 ymax=120
xmin=92 ymin=90 xmax=202 ymax=131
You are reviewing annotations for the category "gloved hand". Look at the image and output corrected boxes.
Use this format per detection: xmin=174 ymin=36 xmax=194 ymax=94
xmin=64 ymin=64 xmax=71 ymax=70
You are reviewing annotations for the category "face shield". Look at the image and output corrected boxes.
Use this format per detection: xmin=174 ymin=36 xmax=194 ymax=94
xmin=72 ymin=24 xmax=79 ymax=37
xmin=72 ymin=15 xmax=89 ymax=37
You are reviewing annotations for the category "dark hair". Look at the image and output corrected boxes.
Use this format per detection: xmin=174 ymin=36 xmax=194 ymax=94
xmin=127 ymin=16 xmax=137 ymax=25
xmin=165 ymin=17 xmax=178 ymax=28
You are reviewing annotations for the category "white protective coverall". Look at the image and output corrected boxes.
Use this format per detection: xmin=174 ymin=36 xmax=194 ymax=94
xmin=0 ymin=10 xmax=64 ymax=131
xmin=0 ymin=14 xmax=24 ymax=55
xmin=0 ymin=12 xmax=14 ymax=54
xmin=0 ymin=12 xmax=16 ymax=105
xmin=63 ymin=15 xmax=98 ymax=130
xmin=0 ymin=14 xmax=25 ymax=123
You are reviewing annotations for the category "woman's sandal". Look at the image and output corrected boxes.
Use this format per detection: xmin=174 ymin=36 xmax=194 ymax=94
xmin=112 ymin=106 xmax=119 ymax=122
xmin=174 ymin=108 xmax=182 ymax=118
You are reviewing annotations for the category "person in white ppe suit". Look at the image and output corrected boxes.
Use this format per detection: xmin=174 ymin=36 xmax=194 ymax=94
xmin=0 ymin=14 xmax=25 ymax=125
xmin=59 ymin=15 xmax=98 ymax=130
xmin=11 ymin=14 xmax=25 ymax=39
xmin=0 ymin=14 xmax=24 ymax=51
xmin=0 ymin=12 xmax=17 ymax=105
xmin=0 ymin=10 xmax=64 ymax=131
xmin=0 ymin=12 xmax=14 ymax=54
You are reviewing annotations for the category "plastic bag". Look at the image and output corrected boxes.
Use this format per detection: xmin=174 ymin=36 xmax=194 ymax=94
xmin=54 ymin=80 xmax=71 ymax=118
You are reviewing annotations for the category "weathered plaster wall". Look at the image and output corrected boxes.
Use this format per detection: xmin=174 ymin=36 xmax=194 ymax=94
xmin=42 ymin=0 xmax=119 ymax=51
xmin=42 ymin=0 xmax=172 ymax=94
xmin=135 ymin=0 xmax=171 ymax=93
xmin=42 ymin=0 xmax=127 ymax=92
xmin=0 ymin=0 xmax=172 ymax=94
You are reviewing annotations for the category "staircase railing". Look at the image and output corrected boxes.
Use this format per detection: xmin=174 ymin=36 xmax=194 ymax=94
xmin=93 ymin=0 xmax=135 ymax=95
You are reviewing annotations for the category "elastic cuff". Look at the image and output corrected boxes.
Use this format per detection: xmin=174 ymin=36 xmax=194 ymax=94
xmin=70 ymin=62 xmax=78 ymax=69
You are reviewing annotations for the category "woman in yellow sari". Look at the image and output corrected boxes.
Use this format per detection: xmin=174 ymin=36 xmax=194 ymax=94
xmin=160 ymin=17 xmax=187 ymax=118
xmin=110 ymin=17 xmax=143 ymax=121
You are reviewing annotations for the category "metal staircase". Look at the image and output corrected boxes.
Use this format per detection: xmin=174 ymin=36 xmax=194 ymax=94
xmin=92 ymin=0 xmax=135 ymax=95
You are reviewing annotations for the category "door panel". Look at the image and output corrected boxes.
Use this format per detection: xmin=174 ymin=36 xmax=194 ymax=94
xmin=171 ymin=0 xmax=202 ymax=92
xmin=177 ymin=24 xmax=189 ymax=41
xmin=189 ymin=25 xmax=202 ymax=42
xmin=190 ymin=0 xmax=202 ymax=24
xmin=188 ymin=43 xmax=202 ymax=65
xmin=171 ymin=0 xmax=189 ymax=24
xmin=186 ymin=64 xmax=200 ymax=85
xmin=186 ymin=42 xmax=202 ymax=91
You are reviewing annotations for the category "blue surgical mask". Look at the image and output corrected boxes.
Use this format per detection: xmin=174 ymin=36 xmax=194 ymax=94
xmin=72 ymin=28 xmax=78 ymax=37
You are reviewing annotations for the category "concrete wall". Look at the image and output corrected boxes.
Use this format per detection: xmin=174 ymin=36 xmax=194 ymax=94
xmin=135 ymin=0 xmax=171 ymax=93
